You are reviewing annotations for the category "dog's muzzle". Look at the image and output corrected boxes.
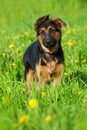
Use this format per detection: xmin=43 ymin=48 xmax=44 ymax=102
xmin=43 ymin=37 xmax=56 ymax=48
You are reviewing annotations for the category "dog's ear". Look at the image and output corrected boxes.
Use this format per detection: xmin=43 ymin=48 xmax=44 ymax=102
xmin=35 ymin=15 xmax=49 ymax=32
xmin=51 ymin=18 xmax=67 ymax=29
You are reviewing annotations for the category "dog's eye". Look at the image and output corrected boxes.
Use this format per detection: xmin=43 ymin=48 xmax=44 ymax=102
xmin=39 ymin=30 xmax=45 ymax=35
xmin=50 ymin=28 xmax=56 ymax=34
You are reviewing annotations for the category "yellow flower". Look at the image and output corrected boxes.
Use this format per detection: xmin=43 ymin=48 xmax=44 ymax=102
xmin=64 ymin=72 xmax=68 ymax=76
xmin=82 ymin=59 xmax=86 ymax=63
xmin=28 ymin=99 xmax=37 ymax=109
xmin=18 ymin=53 xmax=23 ymax=57
xmin=22 ymin=88 xmax=25 ymax=92
xmin=8 ymin=44 xmax=15 ymax=49
xmin=45 ymin=115 xmax=52 ymax=122
xmin=41 ymin=92 xmax=46 ymax=98
xmin=82 ymin=99 xmax=87 ymax=103
xmin=24 ymin=32 xmax=29 ymax=36
xmin=10 ymin=63 xmax=16 ymax=67
xmin=12 ymin=63 xmax=16 ymax=67
xmin=2 ymin=53 xmax=5 ymax=58
xmin=19 ymin=115 xmax=29 ymax=123
xmin=67 ymin=39 xmax=75 ymax=46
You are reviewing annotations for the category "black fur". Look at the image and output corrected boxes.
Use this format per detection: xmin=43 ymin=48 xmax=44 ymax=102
xmin=23 ymin=40 xmax=64 ymax=79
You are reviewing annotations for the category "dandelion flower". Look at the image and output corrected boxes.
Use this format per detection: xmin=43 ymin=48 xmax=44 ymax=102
xmin=82 ymin=99 xmax=87 ymax=103
xmin=18 ymin=53 xmax=23 ymax=57
xmin=24 ymin=32 xmax=29 ymax=36
xmin=67 ymin=39 xmax=74 ymax=46
xmin=10 ymin=63 xmax=16 ymax=67
xmin=12 ymin=63 xmax=16 ymax=67
xmin=19 ymin=115 xmax=29 ymax=123
xmin=28 ymin=99 xmax=37 ymax=109
xmin=41 ymin=92 xmax=46 ymax=98
xmin=45 ymin=115 xmax=52 ymax=122
xmin=8 ymin=44 xmax=15 ymax=49
xmin=64 ymin=72 xmax=68 ymax=76
xmin=22 ymin=88 xmax=25 ymax=92
xmin=2 ymin=53 xmax=5 ymax=58
xmin=82 ymin=59 xmax=86 ymax=63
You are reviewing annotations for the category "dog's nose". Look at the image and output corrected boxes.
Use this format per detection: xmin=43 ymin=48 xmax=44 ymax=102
xmin=46 ymin=38 xmax=51 ymax=44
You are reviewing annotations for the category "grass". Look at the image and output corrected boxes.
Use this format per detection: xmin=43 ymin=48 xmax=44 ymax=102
xmin=0 ymin=0 xmax=87 ymax=130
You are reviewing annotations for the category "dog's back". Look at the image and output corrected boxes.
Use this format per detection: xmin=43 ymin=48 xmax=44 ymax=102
xmin=23 ymin=41 xmax=40 ymax=78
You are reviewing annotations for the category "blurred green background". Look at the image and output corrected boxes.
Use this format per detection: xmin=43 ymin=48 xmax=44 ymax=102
xmin=0 ymin=0 xmax=87 ymax=30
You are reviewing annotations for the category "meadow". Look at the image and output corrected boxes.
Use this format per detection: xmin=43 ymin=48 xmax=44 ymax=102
xmin=0 ymin=0 xmax=87 ymax=130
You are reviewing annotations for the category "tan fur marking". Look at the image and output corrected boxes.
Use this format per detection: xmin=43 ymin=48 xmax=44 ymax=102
xmin=40 ymin=26 xmax=53 ymax=32
xmin=38 ymin=35 xmax=52 ymax=53
xmin=40 ymin=27 xmax=47 ymax=32
xmin=36 ymin=64 xmax=50 ymax=82
xmin=50 ymin=42 xmax=59 ymax=52
xmin=47 ymin=26 xmax=53 ymax=31
xmin=26 ymin=69 xmax=35 ymax=96
xmin=36 ymin=63 xmax=64 ymax=84
xmin=54 ymin=32 xmax=60 ymax=39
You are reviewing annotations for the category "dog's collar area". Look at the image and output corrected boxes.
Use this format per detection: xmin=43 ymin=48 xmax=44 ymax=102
xmin=37 ymin=41 xmax=64 ymax=67
xmin=38 ymin=46 xmax=64 ymax=65
xmin=38 ymin=43 xmax=63 ymax=55
xmin=38 ymin=43 xmax=58 ymax=55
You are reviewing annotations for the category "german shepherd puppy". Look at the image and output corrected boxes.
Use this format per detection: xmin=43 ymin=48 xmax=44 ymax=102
xmin=23 ymin=15 xmax=67 ymax=95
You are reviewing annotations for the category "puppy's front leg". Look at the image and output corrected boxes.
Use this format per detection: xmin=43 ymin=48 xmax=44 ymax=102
xmin=53 ymin=64 xmax=64 ymax=87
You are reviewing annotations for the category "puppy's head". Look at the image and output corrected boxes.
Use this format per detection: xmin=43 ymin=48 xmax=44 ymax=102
xmin=35 ymin=15 xmax=67 ymax=53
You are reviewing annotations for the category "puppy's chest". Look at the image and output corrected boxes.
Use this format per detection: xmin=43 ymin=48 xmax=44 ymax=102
xmin=41 ymin=54 xmax=58 ymax=74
